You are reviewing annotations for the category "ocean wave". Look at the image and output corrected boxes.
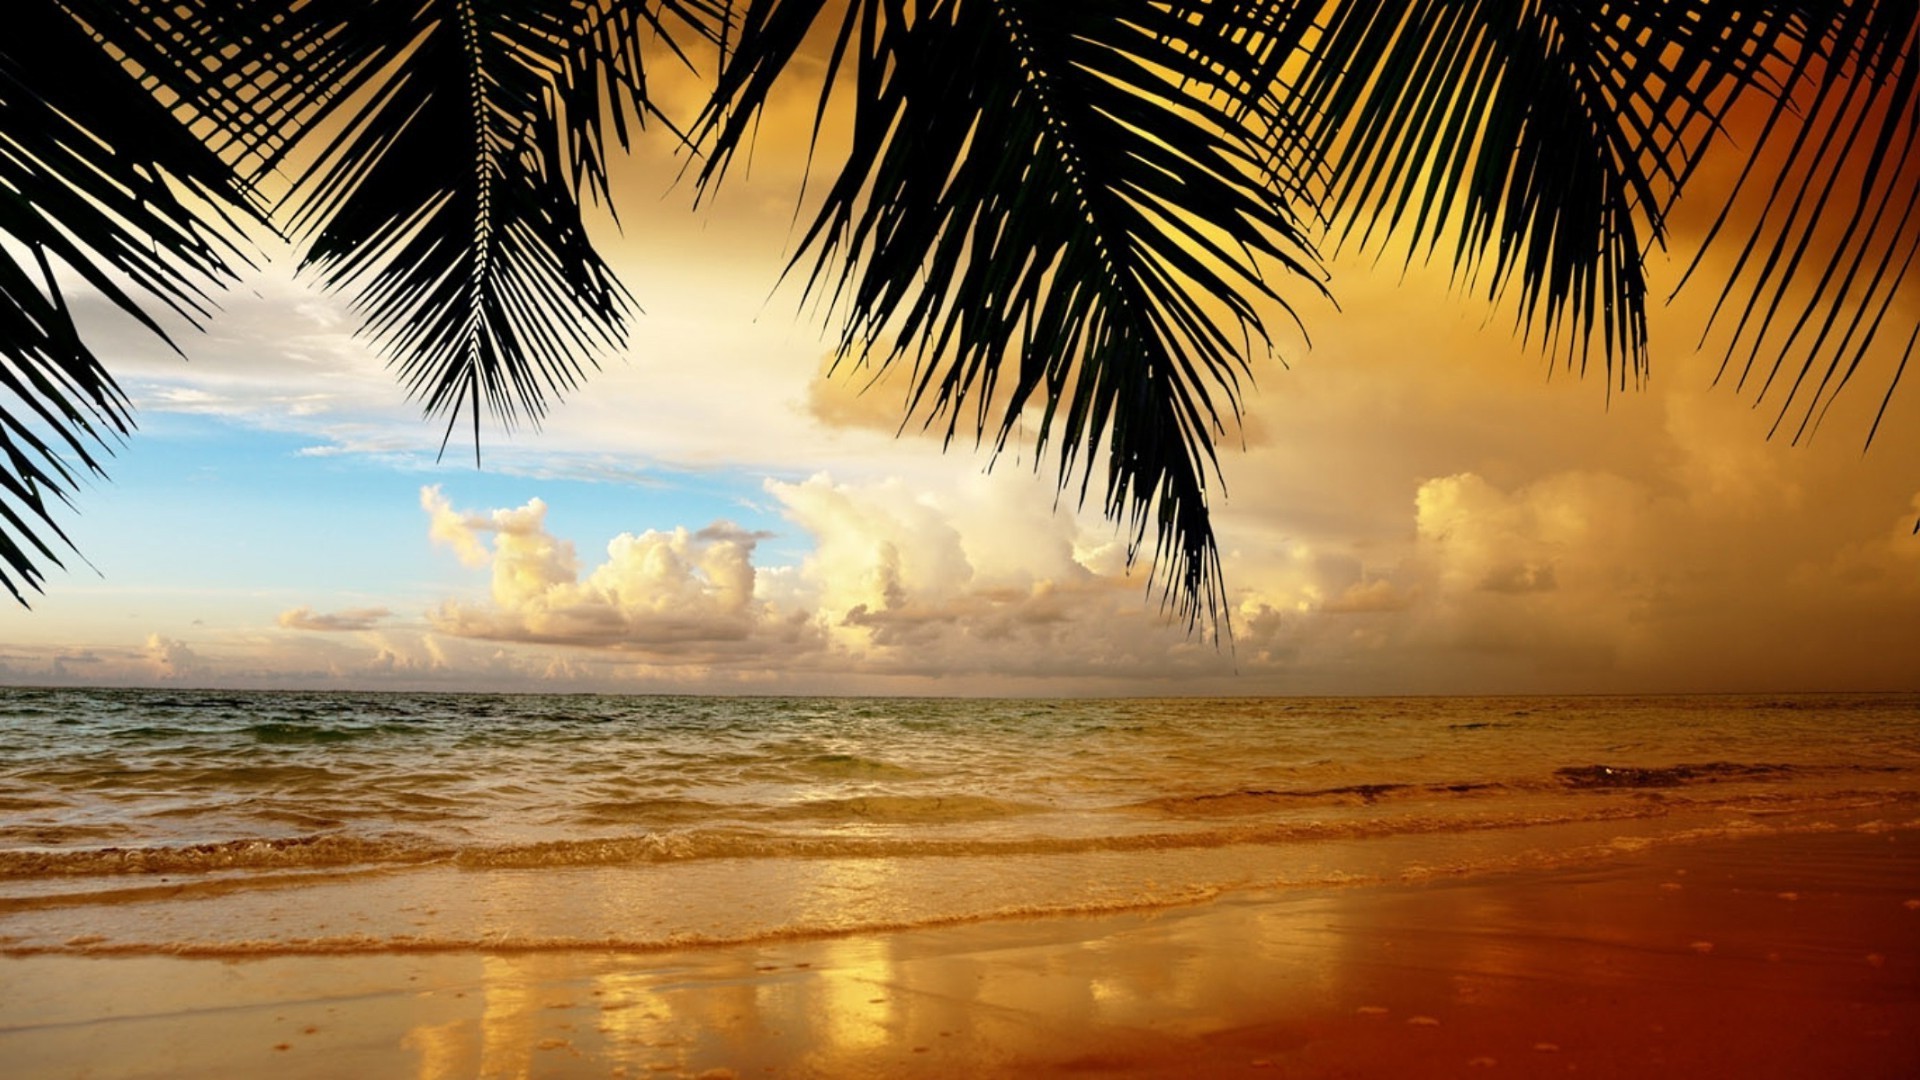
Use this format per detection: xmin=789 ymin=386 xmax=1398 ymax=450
xmin=0 ymin=886 xmax=1232 ymax=959
xmin=0 ymin=833 xmax=449 ymax=878
xmin=11 ymin=815 xmax=1918 ymax=960
xmin=240 ymin=722 xmax=364 ymax=745
xmin=10 ymin=789 xmax=1913 ymax=880
xmin=111 ymin=725 xmax=194 ymax=740
xmin=1140 ymin=781 xmax=1510 ymax=815
xmin=1143 ymin=761 xmax=1909 ymax=815
xmin=0 ymin=796 xmax=71 ymax=812
xmin=1548 ymin=761 xmax=1877 ymax=789
xmin=0 ymin=823 xmax=130 ymax=846
xmin=794 ymin=753 xmax=926 ymax=780
xmin=7 ymin=691 xmax=1918 ymax=900
xmin=572 ymin=797 xmax=736 ymax=826
xmin=746 ymin=794 xmax=1045 ymax=824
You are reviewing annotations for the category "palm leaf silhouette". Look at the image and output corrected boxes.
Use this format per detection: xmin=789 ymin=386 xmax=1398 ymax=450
xmin=2 ymin=0 xmax=1916 ymax=618
xmin=1272 ymin=1 xmax=1787 ymax=382
xmin=0 ymin=0 xmax=261 ymax=604
xmin=268 ymin=0 xmax=718 ymax=460
xmin=1270 ymin=0 xmax=1917 ymax=436
xmin=700 ymin=0 xmax=1324 ymax=629
xmin=1676 ymin=2 xmax=1920 ymax=446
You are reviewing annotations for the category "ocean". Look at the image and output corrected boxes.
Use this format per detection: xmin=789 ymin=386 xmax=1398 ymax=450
xmin=1 ymin=689 xmax=1916 ymax=957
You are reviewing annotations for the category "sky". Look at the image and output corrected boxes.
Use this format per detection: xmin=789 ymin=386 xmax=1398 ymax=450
xmin=2 ymin=31 xmax=1918 ymax=696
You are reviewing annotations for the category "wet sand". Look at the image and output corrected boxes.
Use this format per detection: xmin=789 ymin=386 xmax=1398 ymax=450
xmin=1 ymin=826 xmax=1914 ymax=1078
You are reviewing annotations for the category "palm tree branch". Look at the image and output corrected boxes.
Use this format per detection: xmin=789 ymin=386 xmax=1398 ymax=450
xmin=274 ymin=0 xmax=669 ymax=459
xmin=1280 ymin=0 xmax=1788 ymax=385
xmin=1683 ymin=2 xmax=1920 ymax=445
xmin=1 ymin=1 xmax=262 ymax=604
xmin=701 ymin=0 xmax=1324 ymax=629
xmin=557 ymin=1 xmax=727 ymax=211
xmin=83 ymin=1 xmax=714 ymax=457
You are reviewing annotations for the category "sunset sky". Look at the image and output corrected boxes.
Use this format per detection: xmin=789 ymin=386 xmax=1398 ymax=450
xmin=3 ymin=40 xmax=1918 ymax=697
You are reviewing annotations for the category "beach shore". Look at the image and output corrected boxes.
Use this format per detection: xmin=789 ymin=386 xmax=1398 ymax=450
xmin=3 ymin=825 xmax=1914 ymax=1079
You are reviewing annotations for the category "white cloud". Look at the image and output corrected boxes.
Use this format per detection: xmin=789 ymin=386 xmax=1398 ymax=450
xmin=277 ymin=606 xmax=393 ymax=632
xmin=756 ymin=474 xmax=1226 ymax=679
xmin=142 ymin=634 xmax=203 ymax=679
xmin=64 ymin=411 xmax=1909 ymax=694
xmin=1321 ymin=577 xmax=1417 ymax=614
xmin=421 ymin=484 xmax=519 ymax=568
xmin=405 ymin=475 xmax=1244 ymax=687
xmin=421 ymin=486 xmax=815 ymax=656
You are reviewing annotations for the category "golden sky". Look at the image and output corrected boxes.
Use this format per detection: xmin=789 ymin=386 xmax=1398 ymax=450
xmin=1 ymin=11 xmax=1916 ymax=695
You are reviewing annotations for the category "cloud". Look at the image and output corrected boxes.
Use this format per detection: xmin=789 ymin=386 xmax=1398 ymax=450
xmin=421 ymin=486 xmax=813 ymax=655
xmin=1400 ymin=471 xmax=1655 ymax=672
xmin=23 ymin=196 xmax=1919 ymax=695
xmin=758 ymin=474 xmax=1182 ymax=676
xmin=804 ymin=353 xmax=915 ymax=436
xmin=19 ymin=434 xmax=1920 ymax=694
xmin=1384 ymin=458 xmax=1920 ymax=687
xmin=421 ymin=485 xmax=528 ymax=568
xmin=143 ymin=634 xmax=203 ymax=679
xmin=46 ymin=650 xmax=102 ymax=681
xmin=408 ymin=475 xmax=1245 ymax=686
xmin=278 ymin=606 xmax=393 ymax=632
xmin=364 ymin=428 xmax=1920 ymax=691
xmin=1321 ymin=578 xmax=1417 ymax=614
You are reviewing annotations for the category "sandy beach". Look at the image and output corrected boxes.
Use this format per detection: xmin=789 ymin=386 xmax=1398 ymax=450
xmin=2 ymin=824 xmax=1914 ymax=1079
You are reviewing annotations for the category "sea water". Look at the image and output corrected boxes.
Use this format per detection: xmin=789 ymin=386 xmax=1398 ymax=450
xmin=1 ymin=689 xmax=1915 ymax=956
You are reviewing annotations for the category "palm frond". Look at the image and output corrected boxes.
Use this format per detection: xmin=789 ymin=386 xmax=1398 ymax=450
xmin=1277 ymin=0 xmax=1919 ymax=438
xmin=114 ymin=0 xmax=719 ymax=460
xmin=59 ymin=0 xmax=351 ymax=183
xmin=1277 ymin=0 xmax=1791 ymax=386
xmin=272 ymin=1 xmax=720 ymax=460
xmin=1678 ymin=0 xmax=1920 ymax=446
xmin=560 ymin=0 xmax=730 ymax=210
xmin=701 ymin=0 xmax=1324 ymax=630
xmin=0 ymin=0 xmax=260 ymax=604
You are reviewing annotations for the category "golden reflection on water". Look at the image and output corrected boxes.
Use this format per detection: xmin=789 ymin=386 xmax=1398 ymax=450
xmin=10 ymin=834 xmax=1904 ymax=1080
xmin=480 ymin=955 xmax=547 ymax=1077
xmin=377 ymin=912 xmax=1303 ymax=1077
xmin=805 ymin=936 xmax=897 ymax=1053
xmin=344 ymin=871 xmax=1408 ymax=1080
xmin=590 ymin=967 xmax=668 ymax=1056
xmin=379 ymin=876 xmax=1641 ymax=1078
xmin=400 ymin=1017 xmax=469 ymax=1080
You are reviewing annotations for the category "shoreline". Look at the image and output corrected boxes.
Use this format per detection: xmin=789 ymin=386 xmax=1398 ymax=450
xmin=4 ymin=804 xmax=1908 ymax=963
xmin=3 ymin=824 xmax=1915 ymax=1078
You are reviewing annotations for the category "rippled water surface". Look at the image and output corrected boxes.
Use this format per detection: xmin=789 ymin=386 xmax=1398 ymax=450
xmin=1 ymin=689 xmax=1916 ymax=954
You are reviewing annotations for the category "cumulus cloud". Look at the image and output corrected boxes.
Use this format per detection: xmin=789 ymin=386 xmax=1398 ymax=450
xmin=1397 ymin=471 xmax=1656 ymax=672
xmin=26 ymin=232 xmax=1916 ymax=694
xmin=143 ymin=634 xmax=203 ymax=679
xmin=1376 ymin=456 xmax=1920 ymax=688
xmin=409 ymin=475 xmax=1247 ymax=686
xmin=1416 ymin=472 xmax=1643 ymax=594
xmin=758 ymin=474 xmax=1196 ymax=678
xmin=421 ymin=486 xmax=811 ymax=656
xmin=421 ymin=485 xmax=522 ymax=568
xmin=389 ymin=427 xmax=1920 ymax=692
xmin=278 ymin=606 xmax=393 ymax=632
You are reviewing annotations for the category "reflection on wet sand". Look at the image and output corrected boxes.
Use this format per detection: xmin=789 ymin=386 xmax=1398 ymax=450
xmin=802 ymin=937 xmax=895 ymax=1056
xmin=400 ymin=1016 xmax=467 ymax=1080
xmin=0 ymin=826 xmax=1912 ymax=1078
xmin=409 ymin=827 xmax=1914 ymax=1078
